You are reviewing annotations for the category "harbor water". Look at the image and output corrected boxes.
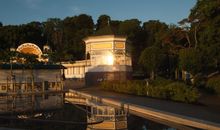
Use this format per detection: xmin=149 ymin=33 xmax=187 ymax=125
xmin=0 ymin=104 xmax=179 ymax=130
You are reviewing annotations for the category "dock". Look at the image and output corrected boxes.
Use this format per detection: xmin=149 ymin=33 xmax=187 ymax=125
xmin=65 ymin=88 xmax=220 ymax=130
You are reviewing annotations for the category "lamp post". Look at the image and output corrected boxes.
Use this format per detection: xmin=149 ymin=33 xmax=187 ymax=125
xmin=9 ymin=47 xmax=16 ymax=92
xmin=9 ymin=47 xmax=16 ymax=110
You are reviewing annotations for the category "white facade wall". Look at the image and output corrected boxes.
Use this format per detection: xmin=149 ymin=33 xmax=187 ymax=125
xmin=63 ymin=65 xmax=85 ymax=79
xmin=62 ymin=35 xmax=132 ymax=79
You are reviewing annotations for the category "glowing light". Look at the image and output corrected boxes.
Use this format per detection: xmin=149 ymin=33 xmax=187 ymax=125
xmin=105 ymin=54 xmax=114 ymax=65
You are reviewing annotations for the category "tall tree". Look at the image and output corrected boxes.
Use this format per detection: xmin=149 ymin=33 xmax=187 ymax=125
xmin=143 ymin=20 xmax=168 ymax=47
xmin=162 ymin=25 xmax=189 ymax=54
xmin=118 ymin=19 xmax=142 ymax=69
xmin=188 ymin=0 xmax=220 ymax=70
xmin=19 ymin=21 xmax=45 ymax=48
xmin=178 ymin=48 xmax=203 ymax=75
xmin=139 ymin=46 xmax=165 ymax=80
xmin=62 ymin=14 xmax=94 ymax=61
xmin=96 ymin=15 xmax=111 ymax=31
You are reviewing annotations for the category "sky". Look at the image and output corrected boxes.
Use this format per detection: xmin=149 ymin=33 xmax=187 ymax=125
xmin=0 ymin=0 xmax=197 ymax=25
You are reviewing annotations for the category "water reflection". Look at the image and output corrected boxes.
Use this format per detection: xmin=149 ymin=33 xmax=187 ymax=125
xmin=0 ymin=104 xmax=178 ymax=130
xmin=128 ymin=114 xmax=177 ymax=130
xmin=0 ymin=104 xmax=87 ymax=130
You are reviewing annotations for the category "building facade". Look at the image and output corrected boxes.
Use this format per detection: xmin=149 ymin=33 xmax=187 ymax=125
xmin=15 ymin=42 xmax=50 ymax=62
xmin=0 ymin=43 xmax=64 ymax=113
xmin=62 ymin=35 xmax=132 ymax=85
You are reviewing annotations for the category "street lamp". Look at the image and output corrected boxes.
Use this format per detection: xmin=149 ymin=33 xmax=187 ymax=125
xmin=9 ymin=47 xmax=16 ymax=92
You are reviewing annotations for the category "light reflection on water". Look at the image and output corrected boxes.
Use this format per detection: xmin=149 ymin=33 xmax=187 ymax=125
xmin=0 ymin=104 xmax=179 ymax=130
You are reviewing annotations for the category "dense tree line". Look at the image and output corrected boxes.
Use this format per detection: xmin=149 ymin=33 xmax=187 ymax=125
xmin=139 ymin=0 xmax=220 ymax=80
xmin=0 ymin=0 xmax=219 ymax=81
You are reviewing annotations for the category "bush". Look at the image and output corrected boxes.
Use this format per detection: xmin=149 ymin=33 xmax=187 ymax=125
xmin=193 ymin=74 xmax=206 ymax=88
xmin=100 ymin=79 xmax=200 ymax=103
xmin=149 ymin=77 xmax=172 ymax=87
xmin=165 ymin=82 xmax=200 ymax=103
xmin=206 ymin=75 xmax=220 ymax=94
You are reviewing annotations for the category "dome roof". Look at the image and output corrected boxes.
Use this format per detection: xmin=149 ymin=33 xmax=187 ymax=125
xmin=17 ymin=43 xmax=42 ymax=57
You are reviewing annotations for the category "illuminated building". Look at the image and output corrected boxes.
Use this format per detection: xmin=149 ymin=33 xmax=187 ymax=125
xmin=16 ymin=43 xmax=50 ymax=62
xmin=0 ymin=43 xmax=64 ymax=113
xmin=62 ymin=35 xmax=132 ymax=85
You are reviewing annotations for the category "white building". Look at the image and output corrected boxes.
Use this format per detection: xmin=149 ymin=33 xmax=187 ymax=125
xmin=0 ymin=43 xmax=64 ymax=113
xmin=62 ymin=35 xmax=132 ymax=85
xmin=16 ymin=43 xmax=50 ymax=62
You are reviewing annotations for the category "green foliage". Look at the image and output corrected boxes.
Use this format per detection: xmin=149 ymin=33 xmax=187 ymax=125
xmin=206 ymin=75 xmax=220 ymax=94
xmin=149 ymin=77 xmax=172 ymax=86
xmin=100 ymin=78 xmax=200 ymax=103
xmin=188 ymin=0 xmax=220 ymax=71
xmin=189 ymin=0 xmax=220 ymax=22
xmin=143 ymin=20 xmax=168 ymax=47
xmin=139 ymin=46 xmax=160 ymax=71
xmin=0 ymin=14 xmax=94 ymax=62
xmin=22 ymin=53 xmax=39 ymax=64
xmin=193 ymin=74 xmax=206 ymax=88
xmin=94 ymin=26 xmax=114 ymax=35
xmin=162 ymin=25 xmax=190 ymax=50
xmin=118 ymin=19 xmax=142 ymax=69
xmin=96 ymin=15 xmax=111 ymax=31
xmin=165 ymin=82 xmax=200 ymax=103
xmin=139 ymin=46 xmax=165 ymax=79
xmin=118 ymin=19 xmax=141 ymax=37
xmin=178 ymin=48 xmax=203 ymax=75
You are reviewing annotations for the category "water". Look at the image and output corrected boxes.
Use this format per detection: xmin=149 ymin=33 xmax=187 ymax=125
xmin=127 ymin=115 xmax=177 ymax=130
xmin=0 ymin=104 xmax=179 ymax=130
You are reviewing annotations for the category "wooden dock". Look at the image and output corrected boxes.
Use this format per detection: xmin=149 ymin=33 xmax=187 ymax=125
xmin=66 ymin=89 xmax=220 ymax=130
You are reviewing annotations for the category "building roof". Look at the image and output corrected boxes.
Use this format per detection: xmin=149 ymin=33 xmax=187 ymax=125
xmin=0 ymin=64 xmax=65 ymax=70
xmin=17 ymin=43 xmax=43 ymax=57
xmin=83 ymin=35 xmax=127 ymax=44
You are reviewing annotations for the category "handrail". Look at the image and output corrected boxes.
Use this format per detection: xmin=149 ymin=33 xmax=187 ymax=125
xmin=67 ymin=89 xmax=220 ymax=130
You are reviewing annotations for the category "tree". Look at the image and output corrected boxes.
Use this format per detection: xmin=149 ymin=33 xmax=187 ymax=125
xmin=188 ymin=0 xmax=220 ymax=71
xmin=110 ymin=20 xmax=121 ymax=34
xmin=75 ymin=14 xmax=94 ymax=30
xmin=19 ymin=22 xmax=45 ymax=48
xmin=22 ymin=53 xmax=39 ymax=64
xmin=189 ymin=0 xmax=220 ymax=23
xmin=141 ymin=21 xmax=181 ymax=78
xmin=62 ymin=14 xmax=94 ymax=61
xmin=0 ymin=25 xmax=20 ymax=48
xmin=118 ymin=19 xmax=142 ymax=69
xmin=178 ymin=48 xmax=204 ymax=75
xmin=118 ymin=19 xmax=141 ymax=37
xmin=96 ymin=15 xmax=111 ymax=31
xmin=178 ymin=18 xmax=192 ymax=47
xmin=162 ymin=25 xmax=190 ymax=54
xmin=143 ymin=20 xmax=168 ymax=47
xmin=139 ymin=46 xmax=164 ymax=80
xmin=189 ymin=0 xmax=220 ymax=49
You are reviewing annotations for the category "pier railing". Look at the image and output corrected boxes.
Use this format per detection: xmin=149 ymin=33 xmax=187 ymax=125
xmin=66 ymin=89 xmax=220 ymax=130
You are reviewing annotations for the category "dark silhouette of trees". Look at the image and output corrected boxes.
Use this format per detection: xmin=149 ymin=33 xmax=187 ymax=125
xmin=96 ymin=15 xmax=111 ymax=31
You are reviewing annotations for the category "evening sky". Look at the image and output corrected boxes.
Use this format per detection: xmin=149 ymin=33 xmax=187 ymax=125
xmin=0 ymin=0 xmax=196 ymax=25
